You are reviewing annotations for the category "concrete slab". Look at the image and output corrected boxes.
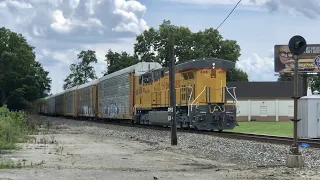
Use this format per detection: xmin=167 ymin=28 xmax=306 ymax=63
xmin=0 ymin=121 xmax=318 ymax=180
xmin=286 ymin=154 xmax=305 ymax=168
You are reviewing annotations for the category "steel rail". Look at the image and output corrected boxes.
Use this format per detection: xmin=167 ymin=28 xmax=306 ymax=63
xmin=50 ymin=116 xmax=320 ymax=149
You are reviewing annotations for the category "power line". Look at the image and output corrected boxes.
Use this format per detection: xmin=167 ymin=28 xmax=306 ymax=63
xmin=216 ymin=0 xmax=243 ymax=30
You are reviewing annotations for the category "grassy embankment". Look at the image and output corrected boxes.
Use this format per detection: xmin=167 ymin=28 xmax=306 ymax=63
xmin=228 ymin=121 xmax=293 ymax=137
xmin=0 ymin=105 xmax=40 ymax=168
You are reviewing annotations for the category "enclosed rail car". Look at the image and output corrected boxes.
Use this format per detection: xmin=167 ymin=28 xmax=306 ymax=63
xmin=39 ymin=58 xmax=238 ymax=131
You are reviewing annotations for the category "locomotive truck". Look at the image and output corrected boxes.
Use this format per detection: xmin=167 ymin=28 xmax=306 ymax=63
xmin=39 ymin=58 xmax=238 ymax=131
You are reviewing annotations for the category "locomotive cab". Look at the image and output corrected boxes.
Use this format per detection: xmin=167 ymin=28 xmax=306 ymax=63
xmin=134 ymin=58 xmax=239 ymax=132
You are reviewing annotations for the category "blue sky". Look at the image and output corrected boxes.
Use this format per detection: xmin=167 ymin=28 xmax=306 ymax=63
xmin=0 ymin=0 xmax=319 ymax=94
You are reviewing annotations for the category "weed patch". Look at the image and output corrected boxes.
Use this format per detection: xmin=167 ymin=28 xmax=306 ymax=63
xmin=0 ymin=105 xmax=39 ymax=153
xmin=0 ymin=159 xmax=36 ymax=169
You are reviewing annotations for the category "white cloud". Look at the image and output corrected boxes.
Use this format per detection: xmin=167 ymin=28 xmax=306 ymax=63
xmin=237 ymin=53 xmax=277 ymax=82
xmin=39 ymin=48 xmax=78 ymax=65
xmin=165 ymin=0 xmax=268 ymax=6
xmin=50 ymin=10 xmax=73 ymax=33
xmin=81 ymin=38 xmax=136 ymax=60
xmin=85 ymin=0 xmax=104 ymax=15
xmin=32 ymin=25 xmax=46 ymax=36
xmin=53 ymin=51 xmax=78 ymax=65
xmin=6 ymin=0 xmax=317 ymax=96
xmin=112 ymin=0 xmax=148 ymax=34
xmin=69 ymin=0 xmax=79 ymax=9
xmin=0 ymin=0 xmax=33 ymax=9
xmin=165 ymin=0 xmax=320 ymax=19
xmin=50 ymin=10 xmax=104 ymax=34
xmin=263 ymin=0 xmax=320 ymax=19
xmin=115 ymin=0 xmax=147 ymax=14
xmin=0 ymin=0 xmax=148 ymax=94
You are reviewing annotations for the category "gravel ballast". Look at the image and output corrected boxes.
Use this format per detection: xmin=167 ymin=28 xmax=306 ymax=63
xmin=47 ymin=116 xmax=320 ymax=169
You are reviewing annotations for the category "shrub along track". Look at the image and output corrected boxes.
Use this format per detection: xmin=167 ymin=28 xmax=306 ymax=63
xmin=57 ymin=116 xmax=320 ymax=149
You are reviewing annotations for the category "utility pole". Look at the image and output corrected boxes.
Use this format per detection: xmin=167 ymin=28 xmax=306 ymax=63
xmin=168 ymin=31 xmax=177 ymax=146
xmin=286 ymin=35 xmax=306 ymax=168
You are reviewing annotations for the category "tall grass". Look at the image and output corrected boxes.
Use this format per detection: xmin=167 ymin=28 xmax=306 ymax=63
xmin=0 ymin=105 xmax=35 ymax=151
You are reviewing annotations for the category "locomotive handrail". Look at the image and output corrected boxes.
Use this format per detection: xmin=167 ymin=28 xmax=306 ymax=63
xmin=209 ymin=104 xmax=225 ymax=113
xmin=150 ymin=85 xmax=194 ymax=116
xmin=186 ymin=85 xmax=193 ymax=117
xmin=225 ymin=86 xmax=240 ymax=114
xmin=189 ymin=86 xmax=226 ymax=112
xmin=133 ymin=105 xmax=137 ymax=115
xmin=190 ymin=86 xmax=207 ymax=112
xmin=225 ymin=86 xmax=237 ymax=103
xmin=189 ymin=86 xmax=238 ymax=114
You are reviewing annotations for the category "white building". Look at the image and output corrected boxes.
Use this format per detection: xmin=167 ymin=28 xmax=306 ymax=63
xmin=226 ymin=81 xmax=305 ymax=122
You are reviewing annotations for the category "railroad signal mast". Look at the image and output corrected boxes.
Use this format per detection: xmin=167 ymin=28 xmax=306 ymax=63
xmin=286 ymin=35 xmax=306 ymax=168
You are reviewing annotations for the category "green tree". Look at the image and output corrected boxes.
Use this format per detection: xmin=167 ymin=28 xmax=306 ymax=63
xmin=310 ymin=75 xmax=320 ymax=92
xmin=227 ymin=69 xmax=249 ymax=82
xmin=277 ymin=73 xmax=293 ymax=81
xmin=63 ymin=50 xmax=98 ymax=90
xmin=104 ymin=49 xmax=139 ymax=75
xmin=134 ymin=19 xmax=248 ymax=81
xmin=0 ymin=27 xmax=51 ymax=110
xmin=134 ymin=20 xmax=194 ymax=66
xmin=277 ymin=73 xmax=320 ymax=92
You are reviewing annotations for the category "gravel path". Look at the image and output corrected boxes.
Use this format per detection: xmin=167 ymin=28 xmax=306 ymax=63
xmin=46 ymin=116 xmax=320 ymax=169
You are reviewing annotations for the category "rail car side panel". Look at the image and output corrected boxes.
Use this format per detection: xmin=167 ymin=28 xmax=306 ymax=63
xmin=77 ymin=85 xmax=95 ymax=117
xmin=55 ymin=94 xmax=64 ymax=116
xmin=65 ymin=90 xmax=76 ymax=117
xmin=42 ymin=101 xmax=48 ymax=114
xmin=48 ymin=97 xmax=56 ymax=115
xmin=93 ymin=84 xmax=98 ymax=117
xmin=97 ymin=73 xmax=131 ymax=119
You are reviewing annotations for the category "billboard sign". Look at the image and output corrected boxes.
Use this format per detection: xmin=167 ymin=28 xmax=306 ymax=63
xmin=274 ymin=44 xmax=320 ymax=73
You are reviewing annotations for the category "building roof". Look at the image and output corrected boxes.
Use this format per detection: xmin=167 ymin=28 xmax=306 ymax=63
xmin=226 ymin=81 xmax=304 ymax=99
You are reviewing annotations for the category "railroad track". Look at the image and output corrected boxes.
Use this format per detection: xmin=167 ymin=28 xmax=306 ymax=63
xmin=202 ymin=131 xmax=320 ymax=148
xmin=51 ymin=116 xmax=320 ymax=149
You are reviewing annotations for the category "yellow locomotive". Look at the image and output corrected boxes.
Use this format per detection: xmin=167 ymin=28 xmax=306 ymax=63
xmin=39 ymin=58 xmax=238 ymax=131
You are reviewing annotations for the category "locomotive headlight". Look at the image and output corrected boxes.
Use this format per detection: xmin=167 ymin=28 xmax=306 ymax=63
xmin=212 ymin=63 xmax=216 ymax=69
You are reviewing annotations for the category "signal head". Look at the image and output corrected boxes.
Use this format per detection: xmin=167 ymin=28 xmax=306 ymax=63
xmin=288 ymin=35 xmax=307 ymax=56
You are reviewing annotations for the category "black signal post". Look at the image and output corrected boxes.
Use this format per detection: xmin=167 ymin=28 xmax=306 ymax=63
xmin=286 ymin=35 xmax=307 ymax=168
xmin=168 ymin=31 xmax=177 ymax=146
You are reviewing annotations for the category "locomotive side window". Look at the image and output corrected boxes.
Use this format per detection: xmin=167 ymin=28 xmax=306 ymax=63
xmin=187 ymin=71 xmax=194 ymax=79
xmin=182 ymin=73 xmax=188 ymax=80
xmin=182 ymin=71 xmax=194 ymax=80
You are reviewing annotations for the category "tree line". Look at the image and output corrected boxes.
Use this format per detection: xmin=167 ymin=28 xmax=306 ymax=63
xmin=2 ymin=19 xmax=317 ymax=111
xmin=0 ymin=27 xmax=51 ymax=111
xmin=62 ymin=20 xmax=249 ymax=90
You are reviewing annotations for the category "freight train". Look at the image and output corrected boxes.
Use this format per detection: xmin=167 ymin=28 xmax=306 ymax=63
xmin=38 ymin=58 xmax=239 ymax=131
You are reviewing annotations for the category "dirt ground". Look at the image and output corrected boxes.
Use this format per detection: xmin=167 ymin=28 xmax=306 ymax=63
xmin=0 ymin=120 xmax=320 ymax=180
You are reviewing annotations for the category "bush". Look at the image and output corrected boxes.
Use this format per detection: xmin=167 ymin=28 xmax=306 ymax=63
xmin=0 ymin=105 xmax=34 ymax=151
